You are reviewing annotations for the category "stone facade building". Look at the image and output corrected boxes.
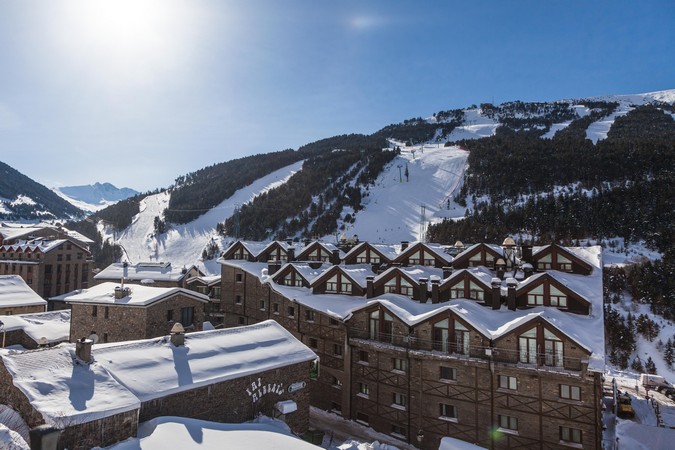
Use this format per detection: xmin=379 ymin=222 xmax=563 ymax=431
xmin=0 ymin=320 xmax=316 ymax=449
xmin=185 ymin=275 xmax=223 ymax=326
xmin=51 ymin=281 xmax=209 ymax=343
xmin=218 ymin=239 xmax=604 ymax=450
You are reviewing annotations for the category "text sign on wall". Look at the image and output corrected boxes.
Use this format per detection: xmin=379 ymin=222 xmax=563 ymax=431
xmin=245 ymin=377 xmax=285 ymax=403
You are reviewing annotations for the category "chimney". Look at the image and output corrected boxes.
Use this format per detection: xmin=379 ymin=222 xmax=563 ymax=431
xmin=286 ymin=239 xmax=293 ymax=246
xmin=431 ymin=279 xmax=440 ymax=304
xmin=442 ymin=266 xmax=453 ymax=279
xmin=331 ymin=249 xmax=341 ymax=265
xmin=75 ymin=337 xmax=93 ymax=363
xmin=170 ymin=322 xmax=185 ymax=346
xmin=366 ymin=276 xmax=374 ymax=298
xmin=400 ymin=241 xmax=409 ymax=251
xmin=267 ymin=260 xmax=281 ymax=276
xmin=416 ymin=278 xmax=428 ymax=302
xmin=506 ymin=278 xmax=517 ymax=311
xmin=287 ymin=247 xmax=295 ymax=262
xmin=114 ymin=286 xmax=131 ymax=300
xmin=521 ymin=241 xmax=533 ymax=264
xmin=303 ymin=238 xmax=311 ymax=247
xmin=522 ymin=263 xmax=534 ymax=279
xmin=491 ymin=278 xmax=502 ymax=310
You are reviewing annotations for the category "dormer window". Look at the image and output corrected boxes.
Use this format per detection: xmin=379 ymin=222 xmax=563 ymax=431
xmin=384 ymin=277 xmax=413 ymax=296
xmin=558 ymin=255 xmax=572 ymax=272
xmin=325 ymin=274 xmax=351 ymax=294
xmin=538 ymin=254 xmax=552 ymax=270
xmin=469 ymin=281 xmax=484 ymax=301
xmin=468 ymin=253 xmax=481 ymax=267
xmin=449 ymin=281 xmax=464 ymax=299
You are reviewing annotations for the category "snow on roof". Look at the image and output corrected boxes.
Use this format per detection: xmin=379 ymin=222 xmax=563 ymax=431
xmin=374 ymin=265 xmax=444 ymax=285
xmin=93 ymin=320 xmax=317 ymax=402
xmin=0 ymin=224 xmax=95 ymax=245
xmin=440 ymin=436 xmax=487 ymax=450
xmin=443 ymin=267 xmax=494 ymax=287
xmin=1 ymin=238 xmax=71 ymax=254
xmin=0 ymin=275 xmax=47 ymax=308
xmin=285 ymin=262 xmax=331 ymax=283
xmin=239 ymin=241 xmax=269 ymax=257
xmin=108 ymin=416 xmax=319 ymax=450
xmin=454 ymin=243 xmax=504 ymax=261
xmin=94 ymin=262 xmax=196 ymax=282
xmin=0 ymin=423 xmax=29 ymax=450
xmin=186 ymin=275 xmax=221 ymax=286
xmin=50 ymin=282 xmax=209 ymax=306
xmin=343 ymin=242 xmax=399 ymax=261
xmin=312 ymin=264 xmax=375 ymax=287
xmin=0 ymin=345 xmax=141 ymax=427
xmin=0 ymin=310 xmax=70 ymax=344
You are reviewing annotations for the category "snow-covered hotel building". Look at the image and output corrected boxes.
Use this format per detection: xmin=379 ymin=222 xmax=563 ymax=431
xmin=218 ymin=239 xmax=605 ymax=450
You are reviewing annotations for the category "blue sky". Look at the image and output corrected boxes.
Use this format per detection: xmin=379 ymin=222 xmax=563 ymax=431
xmin=0 ymin=0 xmax=673 ymax=192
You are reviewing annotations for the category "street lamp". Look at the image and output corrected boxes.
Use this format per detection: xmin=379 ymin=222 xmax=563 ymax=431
xmin=0 ymin=319 xmax=5 ymax=348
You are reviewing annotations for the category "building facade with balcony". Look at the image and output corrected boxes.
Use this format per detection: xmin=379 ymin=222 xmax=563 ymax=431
xmin=218 ymin=240 xmax=604 ymax=450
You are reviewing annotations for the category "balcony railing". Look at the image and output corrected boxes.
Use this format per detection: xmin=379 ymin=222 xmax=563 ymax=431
xmin=349 ymin=328 xmax=584 ymax=373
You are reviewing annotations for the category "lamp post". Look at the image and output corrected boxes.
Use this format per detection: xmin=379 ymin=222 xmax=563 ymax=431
xmin=0 ymin=319 xmax=6 ymax=348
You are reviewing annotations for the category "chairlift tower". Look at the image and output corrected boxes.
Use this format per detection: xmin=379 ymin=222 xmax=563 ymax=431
xmin=419 ymin=204 xmax=426 ymax=242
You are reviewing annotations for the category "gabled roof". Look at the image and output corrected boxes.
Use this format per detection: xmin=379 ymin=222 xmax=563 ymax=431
xmin=94 ymin=262 xmax=201 ymax=282
xmin=516 ymin=271 xmax=592 ymax=306
xmin=259 ymin=240 xmax=294 ymax=255
xmin=0 ymin=275 xmax=47 ymax=308
xmin=186 ymin=275 xmax=221 ymax=287
xmin=222 ymin=241 xmax=269 ymax=259
xmin=51 ymin=282 xmax=209 ymax=306
xmin=309 ymin=264 xmax=375 ymax=288
xmin=440 ymin=268 xmax=493 ymax=290
xmin=343 ymin=242 xmax=398 ymax=262
xmin=271 ymin=262 xmax=331 ymax=285
xmin=394 ymin=242 xmax=453 ymax=265
xmin=452 ymin=243 xmax=504 ymax=264
xmin=0 ymin=320 xmax=316 ymax=427
xmin=373 ymin=265 xmax=443 ymax=287
xmin=0 ymin=223 xmax=95 ymax=245
xmin=1 ymin=238 xmax=88 ymax=255
xmin=532 ymin=244 xmax=595 ymax=272
xmin=296 ymin=241 xmax=344 ymax=260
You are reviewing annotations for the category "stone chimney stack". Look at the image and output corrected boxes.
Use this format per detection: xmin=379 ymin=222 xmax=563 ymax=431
xmin=400 ymin=241 xmax=409 ymax=251
xmin=366 ymin=276 xmax=374 ymax=299
xmin=75 ymin=337 xmax=93 ymax=363
xmin=521 ymin=241 xmax=533 ymax=265
xmin=506 ymin=278 xmax=518 ymax=311
xmin=267 ymin=260 xmax=281 ymax=276
xmin=331 ymin=249 xmax=341 ymax=265
xmin=114 ymin=286 xmax=131 ymax=300
xmin=416 ymin=278 xmax=428 ymax=302
xmin=442 ymin=266 xmax=453 ymax=279
xmin=491 ymin=278 xmax=502 ymax=310
xmin=431 ymin=279 xmax=440 ymax=304
xmin=170 ymin=322 xmax=185 ymax=346
xmin=286 ymin=247 xmax=295 ymax=262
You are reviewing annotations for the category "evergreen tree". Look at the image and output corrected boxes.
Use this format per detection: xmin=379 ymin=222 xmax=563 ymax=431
xmin=631 ymin=357 xmax=644 ymax=373
xmin=645 ymin=357 xmax=657 ymax=374
xmin=664 ymin=339 xmax=674 ymax=367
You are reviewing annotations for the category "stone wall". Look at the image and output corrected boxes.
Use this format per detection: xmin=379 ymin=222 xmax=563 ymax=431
xmin=0 ymin=304 xmax=45 ymax=316
xmin=138 ymin=360 xmax=312 ymax=434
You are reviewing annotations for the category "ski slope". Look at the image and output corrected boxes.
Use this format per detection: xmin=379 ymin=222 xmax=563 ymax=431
xmin=334 ymin=144 xmax=469 ymax=244
xmin=101 ymin=160 xmax=305 ymax=275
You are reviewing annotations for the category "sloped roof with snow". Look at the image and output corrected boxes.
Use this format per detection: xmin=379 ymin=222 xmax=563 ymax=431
xmin=92 ymin=320 xmax=317 ymax=402
xmin=50 ymin=282 xmax=209 ymax=306
xmin=310 ymin=264 xmax=376 ymax=288
xmin=1 ymin=321 xmax=316 ymax=426
xmin=343 ymin=242 xmax=399 ymax=261
xmin=94 ymin=262 xmax=198 ymax=282
xmin=0 ymin=310 xmax=70 ymax=344
xmin=0 ymin=275 xmax=47 ymax=308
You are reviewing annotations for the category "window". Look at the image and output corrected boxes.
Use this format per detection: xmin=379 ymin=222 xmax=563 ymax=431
xmin=538 ymin=253 xmax=552 ymax=270
xmin=498 ymin=415 xmax=518 ymax=431
xmin=238 ymin=316 xmax=246 ymax=325
xmin=469 ymin=281 xmax=484 ymax=300
xmin=392 ymin=392 xmax=407 ymax=408
xmin=309 ymin=338 xmax=318 ymax=349
xmin=333 ymin=344 xmax=343 ymax=356
xmin=358 ymin=382 xmax=369 ymax=397
xmin=305 ymin=310 xmax=315 ymax=322
xmin=92 ymin=305 xmax=98 ymax=317
xmin=544 ymin=329 xmax=564 ymax=367
xmin=235 ymin=273 xmax=243 ymax=282
xmin=499 ymin=375 xmax=517 ymax=390
xmin=332 ymin=376 xmax=342 ymax=388
xmin=391 ymin=424 xmax=406 ymax=437
xmin=358 ymin=350 xmax=369 ymax=363
xmin=439 ymin=403 xmax=457 ymax=419
xmin=560 ymin=426 xmax=582 ymax=444
xmin=103 ymin=333 xmax=108 ymax=343
xmin=454 ymin=321 xmax=470 ymax=355
xmin=550 ymin=285 xmax=568 ymax=307
xmin=356 ymin=412 xmax=369 ymax=425
xmin=518 ymin=328 xmax=537 ymax=364
xmin=272 ymin=303 xmax=279 ymax=314
xmin=104 ymin=306 xmax=109 ymax=319
xmin=560 ymin=384 xmax=581 ymax=401
xmin=392 ymin=358 xmax=407 ymax=372
xmin=287 ymin=306 xmax=295 ymax=317
xmin=557 ymin=255 xmax=573 ymax=272
xmin=235 ymin=295 xmax=242 ymax=304
xmin=167 ymin=310 xmax=174 ymax=321
xmin=260 ymin=300 xmax=266 ymax=310
xmin=331 ymin=402 xmax=342 ymax=414
xmin=180 ymin=307 xmax=195 ymax=326
xmin=369 ymin=310 xmax=379 ymax=340
xmin=449 ymin=281 xmax=464 ymax=299
xmin=433 ymin=319 xmax=450 ymax=352
xmin=527 ymin=285 xmax=544 ymax=306
xmin=439 ymin=366 xmax=457 ymax=381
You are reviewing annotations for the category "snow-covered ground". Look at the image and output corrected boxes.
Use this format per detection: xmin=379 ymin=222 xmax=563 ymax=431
xmin=334 ymin=144 xmax=469 ymax=244
xmin=105 ymin=160 xmax=304 ymax=274
xmin=443 ymin=109 xmax=498 ymax=141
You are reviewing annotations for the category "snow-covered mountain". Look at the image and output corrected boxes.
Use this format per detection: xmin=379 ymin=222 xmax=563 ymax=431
xmin=92 ymin=89 xmax=673 ymax=275
xmin=53 ymin=182 xmax=138 ymax=213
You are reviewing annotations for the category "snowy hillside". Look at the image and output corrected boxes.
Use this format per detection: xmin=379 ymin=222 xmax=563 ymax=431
xmin=333 ymin=143 xmax=468 ymax=243
xmin=103 ymin=161 xmax=305 ymax=274
xmin=53 ymin=182 xmax=138 ymax=213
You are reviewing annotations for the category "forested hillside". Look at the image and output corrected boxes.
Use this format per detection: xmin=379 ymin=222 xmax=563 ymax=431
xmin=0 ymin=161 xmax=83 ymax=220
